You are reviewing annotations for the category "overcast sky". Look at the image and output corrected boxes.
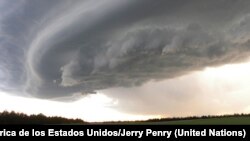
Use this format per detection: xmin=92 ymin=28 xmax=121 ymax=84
xmin=1 ymin=0 xmax=250 ymax=121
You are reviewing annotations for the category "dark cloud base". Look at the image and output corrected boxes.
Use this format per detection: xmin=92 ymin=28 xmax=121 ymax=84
xmin=1 ymin=0 xmax=250 ymax=98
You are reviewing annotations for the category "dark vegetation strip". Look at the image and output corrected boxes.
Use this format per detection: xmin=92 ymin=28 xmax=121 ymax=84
xmin=103 ymin=113 xmax=250 ymax=124
xmin=0 ymin=111 xmax=250 ymax=124
xmin=0 ymin=111 xmax=86 ymax=124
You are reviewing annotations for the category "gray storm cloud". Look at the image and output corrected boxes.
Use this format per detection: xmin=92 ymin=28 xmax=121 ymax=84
xmin=1 ymin=0 xmax=250 ymax=98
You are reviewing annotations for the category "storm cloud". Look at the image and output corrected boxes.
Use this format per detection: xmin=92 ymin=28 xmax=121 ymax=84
xmin=1 ymin=0 xmax=250 ymax=98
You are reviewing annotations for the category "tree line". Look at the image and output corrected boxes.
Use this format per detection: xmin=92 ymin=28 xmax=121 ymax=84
xmin=0 ymin=111 xmax=85 ymax=124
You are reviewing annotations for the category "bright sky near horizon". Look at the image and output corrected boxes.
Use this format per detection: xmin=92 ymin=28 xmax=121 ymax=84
xmin=0 ymin=91 xmax=160 ymax=122
xmin=1 ymin=59 xmax=250 ymax=122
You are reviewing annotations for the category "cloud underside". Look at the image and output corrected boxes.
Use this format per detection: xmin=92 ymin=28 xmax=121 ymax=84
xmin=1 ymin=0 xmax=250 ymax=98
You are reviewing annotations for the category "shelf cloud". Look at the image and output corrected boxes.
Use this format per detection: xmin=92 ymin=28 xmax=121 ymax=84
xmin=1 ymin=0 xmax=250 ymax=99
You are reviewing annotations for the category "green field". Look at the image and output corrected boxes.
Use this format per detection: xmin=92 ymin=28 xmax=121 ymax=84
xmin=141 ymin=117 xmax=250 ymax=125
xmin=103 ymin=116 xmax=250 ymax=125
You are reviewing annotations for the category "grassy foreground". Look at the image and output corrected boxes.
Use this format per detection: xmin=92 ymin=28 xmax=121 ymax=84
xmin=102 ymin=115 xmax=250 ymax=125
xmin=135 ymin=117 xmax=250 ymax=125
